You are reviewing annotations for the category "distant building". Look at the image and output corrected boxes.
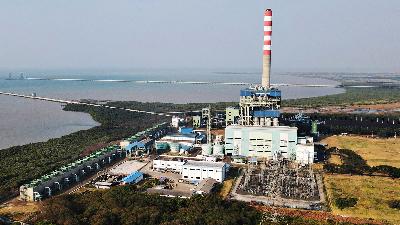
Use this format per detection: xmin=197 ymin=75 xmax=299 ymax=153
xmin=192 ymin=116 xmax=201 ymax=128
xmin=124 ymin=138 xmax=154 ymax=155
xmin=171 ymin=116 xmax=181 ymax=128
xmin=225 ymin=107 xmax=240 ymax=126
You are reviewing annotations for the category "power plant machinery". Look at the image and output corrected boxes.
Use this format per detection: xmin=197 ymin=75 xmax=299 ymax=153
xmin=240 ymin=9 xmax=281 ymax=127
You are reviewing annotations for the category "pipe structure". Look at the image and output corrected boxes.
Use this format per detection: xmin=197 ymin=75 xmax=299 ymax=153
xmin=262 ymin=9 xmax=272 ymax=88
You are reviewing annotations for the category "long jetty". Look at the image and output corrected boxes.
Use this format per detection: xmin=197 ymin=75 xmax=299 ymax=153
xmin=0 ymin=91 xmax=174 ymax=117
xmin=11 ymin=77 xmax=338 ymax=87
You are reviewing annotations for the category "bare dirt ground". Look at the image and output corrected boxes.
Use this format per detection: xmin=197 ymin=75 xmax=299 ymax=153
xmin=0 ymin=199 xmax=41 ymax=222
xmin=252 ymin=204 xmax=384 ymax=225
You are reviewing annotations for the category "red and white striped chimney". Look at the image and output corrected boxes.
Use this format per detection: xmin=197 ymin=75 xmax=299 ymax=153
xmin=262 ymin=9 xmax=272 ymax=88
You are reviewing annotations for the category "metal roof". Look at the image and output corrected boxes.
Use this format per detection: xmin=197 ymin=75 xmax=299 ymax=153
xmin=122 ymin=171 xmax=143 ymax=183
xmin=183 ymin=160 xmax=226 ymax=168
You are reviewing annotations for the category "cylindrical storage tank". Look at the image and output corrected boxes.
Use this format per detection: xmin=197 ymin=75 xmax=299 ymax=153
xmin=213 ymin=143 xmax=224 ymax=155
xmin=169 ymin=142 xmax=180 ymax=153
xmin=201 ymin=144 xmax=212 ymax=155
xmin=266 ymin=118 xmax=272 ymax=126
xmin=273 ymin=118 xmax=279 ymax=126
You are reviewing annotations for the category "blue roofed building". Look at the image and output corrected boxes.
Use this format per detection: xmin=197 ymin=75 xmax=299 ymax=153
xmin=121 ymin=171 xmax=144 ymax=185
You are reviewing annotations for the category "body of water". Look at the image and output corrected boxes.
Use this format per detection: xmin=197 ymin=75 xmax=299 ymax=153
xmin=0 ymin=95 xmax=99 ymax=150
xmin=0 ymin=69 xmax=344 ymax=149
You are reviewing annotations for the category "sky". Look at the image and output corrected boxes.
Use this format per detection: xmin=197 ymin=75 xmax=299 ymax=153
xmin=0 ymin=0 xmax=399 ymax=72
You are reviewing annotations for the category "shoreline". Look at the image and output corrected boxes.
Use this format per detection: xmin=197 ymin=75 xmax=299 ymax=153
xmin=0 ymin=97 xmax=100 ymax=151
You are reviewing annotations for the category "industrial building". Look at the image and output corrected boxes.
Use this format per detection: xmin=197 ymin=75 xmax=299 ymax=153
xmin=225 ymin=126 xmax=315 ymax=164
xmin=21 ymin=122 xmax=169 ymax=201
xmin=153 ymin=158 xmax=186 ymax=173
xmin=225 ymin=107 xmax=240 ymax=126
xmin=223 ymin=8 xmax=315 ymax=164
xmin=20 ymin=145 xmax=124 ymax=201
xmin=192 ymin=116 xmax=201 ymax=128
xmin=153 ymin=158 xmax=228 ymax=182
xmin=182 ymin=160 xmax=228 ymax=182
xmin=121 ymin=171 xmax=144 ymax=185
xmin=155 ymin=133 xmax=205 ymax=154
xmin=120 ymin=122 xmax=170 ymax=155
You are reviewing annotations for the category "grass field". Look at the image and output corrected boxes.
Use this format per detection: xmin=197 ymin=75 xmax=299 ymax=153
xmin=322 ymin=136 xmax=400 ymax=168
xmin=328 ymin=154 xmax=343 ymax=165
xmin=324 ymin=174 xmax=400 ymax=225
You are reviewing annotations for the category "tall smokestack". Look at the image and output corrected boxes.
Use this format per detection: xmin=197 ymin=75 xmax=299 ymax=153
xmin=262 ymin=9 xmax=272 ymax=88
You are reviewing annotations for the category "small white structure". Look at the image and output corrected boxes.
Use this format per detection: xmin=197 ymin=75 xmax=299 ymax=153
xmin=182 ymin=160 xmax=228 ymax=183
xmin=295 ymin=137 xmax=315 ymax=165
xmin=119 ymin=140 xmax=130 ymax=149
xmin=94 ymin=182 xmax=114 ymax=189
xmin=171 ymin=116 xmax=182 ymax=128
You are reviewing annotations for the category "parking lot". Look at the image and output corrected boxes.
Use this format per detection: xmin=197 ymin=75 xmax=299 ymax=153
xmin=140 ymin=160 xmax=196 ymax=196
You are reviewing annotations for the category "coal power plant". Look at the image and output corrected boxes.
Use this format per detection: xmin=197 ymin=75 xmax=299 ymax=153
xmin=17 ymin=8 xmax=322 ymax=210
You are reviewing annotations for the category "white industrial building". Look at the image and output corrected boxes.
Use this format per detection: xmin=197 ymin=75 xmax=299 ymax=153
xmin=153 ymin=158 xmax=185 ymax=173
xmin=152 ymin=159 xmax=228 ymax=182
xmin=224 ymin=125 xmax=315 ymax=164
xmin=182 ymin=161 xmax=228 ymax=182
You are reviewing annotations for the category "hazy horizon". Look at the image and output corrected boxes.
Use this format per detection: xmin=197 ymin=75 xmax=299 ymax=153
xmin=1 ymin=0 xmax=399 ymax=73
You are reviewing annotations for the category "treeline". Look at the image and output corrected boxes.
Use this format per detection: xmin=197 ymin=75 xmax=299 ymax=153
xmin=282 ymin=113 xmax=400 ymax=138
xmin=34 ymin=186 xmax=260 ymax=225
xmin=0 ymin=104 xmax=167 ymax=202
xmin=282 ymin=87 xmax=400 ymax=108
xmin=106 ymin=101 xmax=238 ymax=113
xmin=323 ymin=148 xmax=400 ymax=178
xmin=34 ymin=186 xmax=362 ymax=225
xmin=310 ymin=113 xmax=400 ymax=137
